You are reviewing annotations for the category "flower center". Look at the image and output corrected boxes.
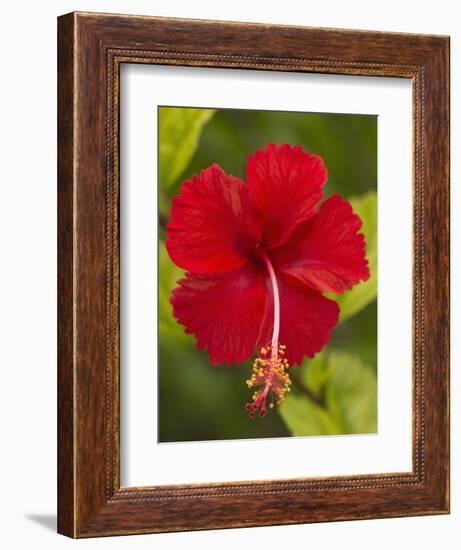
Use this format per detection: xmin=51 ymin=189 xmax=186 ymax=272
xmin=245 ymin=253 xmax=291 ymax=417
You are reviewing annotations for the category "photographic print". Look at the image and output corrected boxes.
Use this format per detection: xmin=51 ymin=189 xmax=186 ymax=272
xmin=158 ymin=106 xmax=377 ymax=443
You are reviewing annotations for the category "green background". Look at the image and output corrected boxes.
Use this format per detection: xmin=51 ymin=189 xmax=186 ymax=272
xmin=158 ymin=107 xmax=377 ymax=442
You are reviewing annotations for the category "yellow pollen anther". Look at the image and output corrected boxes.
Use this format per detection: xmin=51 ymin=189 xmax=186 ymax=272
xmin=245 ymin=343 xmax=291 ymax=417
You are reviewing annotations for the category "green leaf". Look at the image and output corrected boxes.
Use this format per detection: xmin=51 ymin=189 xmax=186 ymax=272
xmin=158 ymin=241 xmax=191 ymax=344
xmin=279 ymin=392 xmax=343 ymax=436
xmin=300 ymin=351 xmax=328 ymax=397
xmin=325 ymin=351 xmax=377 ymax=434
xmin=330 ymin=191 xmax=377 ymax=323
xmin=159 ymin=107 xmax=215 ymax=190
xmin=279 ymin=350 xmax=377 ymax=436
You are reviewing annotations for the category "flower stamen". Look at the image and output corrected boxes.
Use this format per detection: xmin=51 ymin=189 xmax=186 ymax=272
xmin=246 ymin=253 xmax=290 ymax=417
xmin=246 ymin=344 xmax=291 ymax=417
xmin=261 ymin=253 xmax=281 ymax=358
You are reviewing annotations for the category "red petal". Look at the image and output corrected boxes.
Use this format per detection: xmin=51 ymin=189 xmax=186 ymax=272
xmin=166 ymin=164 xmax=260 ymax=274
xmin=257 ymin=274 xmax=339 ymax=366
xmin=170 ymin=262 xmax=267 ymax=365
xmin=247 ymin=144 xmax=327 ymax=249
xmin=272 ymin=195 xmax=370 ymax=294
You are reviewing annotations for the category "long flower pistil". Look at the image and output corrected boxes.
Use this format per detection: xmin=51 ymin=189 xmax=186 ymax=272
xmin=245 ymin=253 xmax=291 ymax=417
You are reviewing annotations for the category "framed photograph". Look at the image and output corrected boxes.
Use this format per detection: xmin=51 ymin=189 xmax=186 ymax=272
xmin=57 ymin=12 xmax=450 ymax=537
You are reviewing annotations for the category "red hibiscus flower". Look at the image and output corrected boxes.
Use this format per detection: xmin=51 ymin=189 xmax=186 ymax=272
xmin=166 ymin=144 xmax=370 ymax=417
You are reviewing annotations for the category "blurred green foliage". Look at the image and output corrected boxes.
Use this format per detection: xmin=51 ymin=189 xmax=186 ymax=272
xmin=158 ymin=106 xmax=377 ymax=442
xmin=280 ymin=350 xmax=377 ymax=436
xmin=158 ymin=108 xmax=215 ymax=189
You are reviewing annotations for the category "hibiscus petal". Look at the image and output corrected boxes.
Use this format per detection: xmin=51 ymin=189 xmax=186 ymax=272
xmin=247 ymin=143 xmax=327 ymax=249
xmin=272 ymin=195 xmax=370 ymax=294
xmin=257 ymin=273 xmax=339 ymax=366
xmin=170 ymin=262 xmax=267 ymax=365
xmin=166 ymin=164 xmax=260 ymax=274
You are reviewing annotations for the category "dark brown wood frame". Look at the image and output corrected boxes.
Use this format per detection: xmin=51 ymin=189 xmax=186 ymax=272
xmin=58 ymin=11 xmax=450 ymax=538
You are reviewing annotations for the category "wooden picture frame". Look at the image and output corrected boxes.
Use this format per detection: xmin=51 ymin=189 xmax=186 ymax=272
xmin=57 ymin=11 xmax=450 ymax=538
